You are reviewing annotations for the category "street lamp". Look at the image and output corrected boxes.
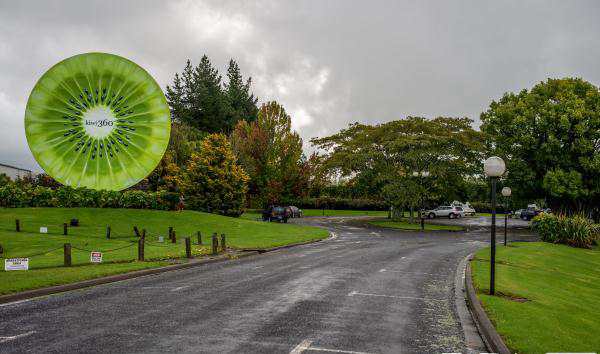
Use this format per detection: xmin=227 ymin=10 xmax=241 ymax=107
xmin=501 ymin=187 xmax=512 ymax=246
xmin=483 ymin=156 xmax=506 ymax=296
xmin=412 ymin=171 xmax=430 ymax=231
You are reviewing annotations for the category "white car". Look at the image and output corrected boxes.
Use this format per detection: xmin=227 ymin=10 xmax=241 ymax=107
xmin=451 ymin=201 xmax=476 ymax=216
xmin=427 ymin=206 xmax=465 ymax=219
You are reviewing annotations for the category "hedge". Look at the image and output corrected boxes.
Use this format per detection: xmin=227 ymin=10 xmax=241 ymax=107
xmin=532 ymin=213 xmax=599 ymax=248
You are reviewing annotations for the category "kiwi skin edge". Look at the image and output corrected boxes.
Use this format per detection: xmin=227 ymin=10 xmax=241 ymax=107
xmin=24 ymin=52 xmax=171 ymax=191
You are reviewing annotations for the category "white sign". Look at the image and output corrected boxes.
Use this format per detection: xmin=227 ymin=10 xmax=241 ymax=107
xmin=90 ymin=251 xmax=102 ymax=263
xmin=39 ymin=227 xmax=48 ymax=233
xmin=158 ymin=236 xmax=164 ymax=243
xmin=5 ymin=258 xmax=29 ymax=271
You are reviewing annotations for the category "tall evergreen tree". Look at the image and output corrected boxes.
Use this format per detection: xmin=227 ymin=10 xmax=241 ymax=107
xmin=224 ymin=59 xmax=258 ymax=131
xmin=166 ymin=56 xmax=258 ymax=134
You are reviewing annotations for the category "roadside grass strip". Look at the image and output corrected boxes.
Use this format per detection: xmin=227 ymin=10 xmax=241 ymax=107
xmin=367 ymin=219 xmax=464 ymax=231
xmin=470 ymin=242 xmax=600 ymax=353
xmin=0 ymin=208 xmax=328 ymax=295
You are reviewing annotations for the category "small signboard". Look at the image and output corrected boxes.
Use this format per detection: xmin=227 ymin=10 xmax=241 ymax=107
xmin=158 ymin=236 xmax=164 ymax=243
xmin=5 ymin=258 xmax=29 ymax=271
xmin=39 ymin=227 xmax=48 ymax=233
xmin=90 ymin=251 xmax=102 ymax=263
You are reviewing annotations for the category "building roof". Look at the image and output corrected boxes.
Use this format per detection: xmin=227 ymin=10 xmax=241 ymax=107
xmin=0 ymin=163 xmax=32 ymax=173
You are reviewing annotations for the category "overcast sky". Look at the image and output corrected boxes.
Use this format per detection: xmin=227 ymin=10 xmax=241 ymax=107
xmin=1 ymin=0 xmax=600 ymax=171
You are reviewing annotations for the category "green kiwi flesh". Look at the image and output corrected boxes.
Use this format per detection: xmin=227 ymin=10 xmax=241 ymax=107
xmin=24 ymin=53 xmax=170 ymax=191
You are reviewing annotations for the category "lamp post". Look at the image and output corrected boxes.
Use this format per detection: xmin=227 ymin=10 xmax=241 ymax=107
xmin=483 ymin=156 xmax=506 ymax=296
xmin=412 ymin=171 xmax=430 ymax=231
xmin=501 ymin=187 xmax=511 ymax=246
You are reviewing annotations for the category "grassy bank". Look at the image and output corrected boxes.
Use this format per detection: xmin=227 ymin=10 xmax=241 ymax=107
xmin=368 ymin=219 xmax=463 ymax=231
xmin=0 ymin=208 xmax=328 ymax=295
xmin=471 ymin=242 xmax=600 ymax=353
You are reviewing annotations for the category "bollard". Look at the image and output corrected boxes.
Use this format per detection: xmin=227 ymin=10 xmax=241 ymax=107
xmin=133 ymin=226 xmax=141 ymax=238
xmin=138 ymin=238 xmax=145 ymax=261
xmin=197 ymin=231 xmax=202 ymax=245
xmin=220 ymin=233 xmax=226 ymax=252
xmin=106 ymin=225 xmax=111 ymax=239
xmin=171 ymin=231 xmax=177 ymax=244
xmin=211 ymin=233 xmax=218 ymax=255
xmin=16 ymin=219 xmax=20 ymax=232
xmin=185 ymin=237 xmax=192 ymax=258
xmin=168 ymin=226 xmax=173 ymax=241
xmin=64 ymin=243 xmax=72 ymax=267
xmin=63 ymin=223 xmax=68 ymax=236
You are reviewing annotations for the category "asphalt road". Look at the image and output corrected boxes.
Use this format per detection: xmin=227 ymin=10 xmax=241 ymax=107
xmin=0 ymin=218 xmax=536 ymax=354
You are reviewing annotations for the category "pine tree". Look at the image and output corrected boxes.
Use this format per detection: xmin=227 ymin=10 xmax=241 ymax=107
xmin=224 ymin=59 xmax=258 ymax=132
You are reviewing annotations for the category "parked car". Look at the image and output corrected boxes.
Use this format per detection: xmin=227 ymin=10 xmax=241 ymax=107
xmin=520 ymin=204 xmax=545 ymax=221
xmin=513 ymin=209 xmax=525 ymax=218
xmin=262 ymin=206 xmax=291 ymax=223
xmin=427 ymin=205 xmax=465 ymax=219
xmin=451 ymin=201 xmax=476 ymax=216
xmin=287 ymin=206 xmax=303 ymax=218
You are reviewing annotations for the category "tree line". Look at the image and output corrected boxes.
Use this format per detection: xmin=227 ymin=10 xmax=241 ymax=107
xmin=7 ymin=55 xmax=600 ymax=219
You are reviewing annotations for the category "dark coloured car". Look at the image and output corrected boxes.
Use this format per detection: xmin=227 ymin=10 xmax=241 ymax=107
xmin=262 ymin=206 xmax=291 ymax=223
xmin=520 ymin=206 xmax=548 ymax=221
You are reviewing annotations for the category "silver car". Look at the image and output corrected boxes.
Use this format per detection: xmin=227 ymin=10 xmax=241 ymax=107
xmin=427 ymin=205 xmax=464 ymax=219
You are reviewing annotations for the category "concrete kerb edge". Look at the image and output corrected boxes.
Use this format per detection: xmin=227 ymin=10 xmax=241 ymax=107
xmin=454 ymin=253 xmax=486 ymax=354
xmin=464 ymin=254 xmax=512 ymax=354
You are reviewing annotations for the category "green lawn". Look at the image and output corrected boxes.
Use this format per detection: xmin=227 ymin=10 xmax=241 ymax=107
xmin=368 ymin=219 xmax=464 ymax=231
xmin=471 ymin=242 xmax=600 ymax=353
xmin=0 ymin=208 xmax=328 ymax=295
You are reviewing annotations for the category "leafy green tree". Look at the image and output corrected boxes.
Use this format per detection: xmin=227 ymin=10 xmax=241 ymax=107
xmin=481 ymin=78 xmax=600 ymax=214
xmin=311 ymin=117 xmax=484 ymax=212
xmin=231 ymin=101 xmax=306 ymax=207
xmin=179 ymin=134 xmax=249 ymax=216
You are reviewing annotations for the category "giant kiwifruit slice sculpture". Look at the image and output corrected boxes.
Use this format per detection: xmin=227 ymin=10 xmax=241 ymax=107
xmin=25 ymin=53 xmax=170 ymax=191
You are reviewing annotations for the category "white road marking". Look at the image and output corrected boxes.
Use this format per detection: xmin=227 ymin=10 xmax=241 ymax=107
xmin=378 ymin=269 xmax=436 ymax=276
xmin=0 ymin=299 xmax=32 ymax=307
xmin=0 ymin=331 xmax=36 ymax=343
xmin=348 ymin=290 xmax=444 ymax=302
xmin=254 ymin=265 xmax=264 ymax=269
xmin=290 ymin=339 xmax=373 ymax=354
xmin=290 ymin=339 xmax=312 ymax=353
xmin=171 ymin=286 xmax=189 ymax=292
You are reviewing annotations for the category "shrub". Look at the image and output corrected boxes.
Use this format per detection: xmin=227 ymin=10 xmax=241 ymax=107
xmin=532 ymin=213 xmax=598 ymax=248
xmin=285 ymin=197 xmax=388 ymax=211
xmin=0 ymin=183 xmax=28 ymax=207
xmin=119 ymin=190 xmax=151 ymax=209
xmin=30 ymin=186 xmax=56 ymax=207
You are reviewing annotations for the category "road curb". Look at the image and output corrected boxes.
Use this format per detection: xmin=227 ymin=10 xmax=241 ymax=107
xmin=454 ymin=254 xmax=486 ymax=354
xmin=464 ymin=255 xmax=511 ymax=354
xmin=0 ymin=231 xmax=334 ymax=305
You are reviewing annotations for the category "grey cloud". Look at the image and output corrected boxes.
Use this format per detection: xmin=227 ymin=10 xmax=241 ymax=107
xmin=0 ymin=0 xmax=599 ymax=171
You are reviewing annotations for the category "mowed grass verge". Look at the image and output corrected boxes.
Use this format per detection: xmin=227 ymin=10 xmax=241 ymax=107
xmin=368 ymin=219 xmax=464 ymax=231
xmin=471 ymin=242 xmax=600 ymax=353
xmin=0 ymin=208 xmax=328 ymax=295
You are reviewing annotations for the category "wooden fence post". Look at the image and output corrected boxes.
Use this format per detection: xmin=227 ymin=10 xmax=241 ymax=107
xmin=220 ymin=233 xmax=226 ymax=252
xmin=106 ymin=225 xmax=111 ymax=239
xmin=171 ymin=231 xmax=177 ymax=244
xmin=168 ymin=226 xmax=173 ymax=241
xmin=185 ymin=237 xmax=192 ymax=258
xmin=16 ymin=219 xmax=20 ymax=232
xmin=133 ymin=226 xmax=141 ymax=238
xmin=197 ymin=231 xmax=202 ymax=245
xmin=63 ymin=223 xmax=68 ymax=235
xmin=211 ymin=233 xmax=218 ymax=255
xmin=64 ymin=243 xmax=72 ymax=267
xmin=142 ymin=229 xmax=146 ymax=239
xmin=138 ymin=238 xmax=145 ymax=261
